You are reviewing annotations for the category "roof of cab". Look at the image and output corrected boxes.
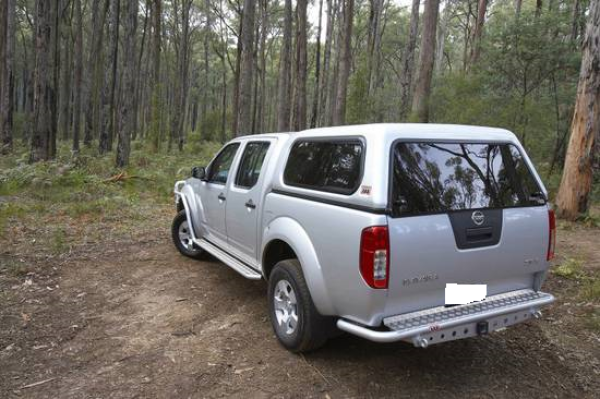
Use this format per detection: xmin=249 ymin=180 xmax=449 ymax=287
xmin=235 ymin=123 xmax=517 ymax=142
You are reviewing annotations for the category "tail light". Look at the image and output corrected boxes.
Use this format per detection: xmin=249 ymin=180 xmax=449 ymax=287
xmin=360 ymin=226 xmax=389 ymax=289
xmin=547 ymin=209 xmax=556 ymax=261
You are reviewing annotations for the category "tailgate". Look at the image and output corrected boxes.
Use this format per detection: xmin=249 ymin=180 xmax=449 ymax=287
xmin=384 ymin=141 xmax=551 ymax=316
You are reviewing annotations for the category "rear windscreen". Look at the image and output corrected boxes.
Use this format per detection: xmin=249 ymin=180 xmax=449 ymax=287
xmin=391 ymin=142 xmax=544 ymax=217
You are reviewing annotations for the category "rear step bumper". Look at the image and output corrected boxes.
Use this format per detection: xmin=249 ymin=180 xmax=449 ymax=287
xmin=336 ymin=289 xmax=554 ymax=347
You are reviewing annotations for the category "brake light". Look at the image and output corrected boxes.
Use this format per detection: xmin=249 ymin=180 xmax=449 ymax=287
xmin=360 ymin=226 xmax=389 ymax=289
xmin=547 ymin=209 xmax=556 ymax=261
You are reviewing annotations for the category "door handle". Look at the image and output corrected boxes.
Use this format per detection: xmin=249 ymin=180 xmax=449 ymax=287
xmin=245 ymin=200 xmax=256 ymax=209
xmin=218 ymin=193 xmax=226 ymax=201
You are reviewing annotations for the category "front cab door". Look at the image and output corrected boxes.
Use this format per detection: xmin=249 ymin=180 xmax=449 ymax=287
xmin=225 ymin=140 xmax=273 ymax=266
xmin=199 ymin=143 xmax=240 ymax=246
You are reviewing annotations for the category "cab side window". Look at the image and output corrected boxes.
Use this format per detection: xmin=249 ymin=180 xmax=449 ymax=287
xmin=235 ymin=142 xmax=271 ymax=189
xmin=283 ymin=139 xmax=364 ymax=195
xmin=206 ymin=143 xmax=240 ymax=184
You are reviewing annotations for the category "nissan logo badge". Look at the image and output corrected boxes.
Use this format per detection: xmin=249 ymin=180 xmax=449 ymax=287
xmin=471 ymin=211 xmax=485 ymax=226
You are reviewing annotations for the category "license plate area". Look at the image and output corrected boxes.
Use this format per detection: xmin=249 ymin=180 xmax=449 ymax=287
xmin=405 ymin=309 xmax=533 ymax=346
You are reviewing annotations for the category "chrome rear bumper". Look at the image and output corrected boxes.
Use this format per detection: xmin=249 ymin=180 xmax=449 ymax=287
xmin=336 ymin=289 xmax=554 ymax=347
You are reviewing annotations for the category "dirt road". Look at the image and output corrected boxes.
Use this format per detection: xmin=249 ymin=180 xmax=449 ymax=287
xmin=1 ymin=208 xmax=599 ymax=398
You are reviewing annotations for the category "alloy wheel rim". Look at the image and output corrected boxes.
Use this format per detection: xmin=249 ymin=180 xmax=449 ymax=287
xmin=178 ymin=220 xmax=196 ymax=252
xmin=273 ymin=279 xmax=299 ymax=335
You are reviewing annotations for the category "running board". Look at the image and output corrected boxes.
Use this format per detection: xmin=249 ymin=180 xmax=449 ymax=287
xmin=194 ymin=239 xmax=262 ymax=280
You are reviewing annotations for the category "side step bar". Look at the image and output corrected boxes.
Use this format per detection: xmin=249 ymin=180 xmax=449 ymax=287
xmin=337 ymin=289 xmax=554 ymax=347
xmin=174 ymin=181 xmax=262 ymax=281
xmin=195 ymin=239 xmax=262 ymax=280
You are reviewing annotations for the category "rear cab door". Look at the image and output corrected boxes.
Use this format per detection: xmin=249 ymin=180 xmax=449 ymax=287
xmin=385 ymin=140 xmax=551 ymax=316
xmin=225 ymin=139 xmax=275 ymax=267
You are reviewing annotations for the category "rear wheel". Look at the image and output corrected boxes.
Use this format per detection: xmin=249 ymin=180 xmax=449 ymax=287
xmin=268 ymin=259 xmax=333 ymax=352
xmin=171 ymin=210 xmax=204 ymax=259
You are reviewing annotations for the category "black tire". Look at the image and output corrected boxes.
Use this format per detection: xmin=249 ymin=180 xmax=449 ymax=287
xmin=171 ymin=210 xmax=204 ymax=259
xmin=268 ymin=259 xmax=334 ymax=352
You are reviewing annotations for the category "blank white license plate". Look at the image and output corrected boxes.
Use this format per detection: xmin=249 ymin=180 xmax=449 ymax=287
xmin=445 ymin=283 xmax=487 ymax=305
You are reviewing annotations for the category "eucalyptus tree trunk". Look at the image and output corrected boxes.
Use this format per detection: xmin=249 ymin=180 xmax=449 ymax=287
xmin=172 ymin=0 xmax=192 ymax=151
xmin=292 ymin=0 xmax=308 ymax=131
xmin=367 ymin=0 xmax=384 ymax=96
xmin=58 ymin=0 xmax=72 ymax=142
xmin=48 ymin=0 xmax=59 ymax=157
xmin=84 ymin=0 xmax=108 ymax=147
xmin=30 ymin=0 xmax=54 ymax=162
xmin=251 ymin=6 xmax=261 ymax=133
xmin=556 ymin=0 xmax=600 ymax=220
xmin=202 ymin=0 xmax=211 ymax=134
xmin=116 ymin=0 xmax=138 ymax=167
xmin=571 ymin=0 xmax=581 ymax=41
xmin=72 ymin=0 xmax=83 ymax=153
xmin=256 ymin=0 xmax=268 ymax=134
xmin=150 ymin=0 xmax=162 ymax=152
xmin=535 ymin=0 xmax=543 ymax=20
xmin=332 ymin=0 xmax=354 ymax=126
xmin=0 ymin=0 xmax=15 ymax=153
xmin=411 ymin=0 xmax=440 ymax=123
xmin=326 ymin=4 xmax=342 ymax=126
xmin=310 ymin=0 xmax=324 ymax=128
xmin=435 ymin=0 xmax=453 ymax=74
xmin=400 ymin=0 xmax=420 ymax=120
xmin=218 ymin=0 xmax=228 ymax=141
xmin=0 ymin=0 xmax=5 ymax=123
xmin=462 ymin=0 xmax=473 ymax=71
xmin=99 ymin=0 xmax=119 ymax=154
xmin=468 ymin=0 xmax=488 ymax=69
xmin=318 ymin=0 xmax=336 ymax=127
xmin=231 ymin=23 xmax=242 ymax=135
xmin=133 ymin=4 xmax=149 ymax=142
xmin=236 ymin=0 xmax=255 ymax=135
xmin=277 ymin=0 xmax=293 ymax=132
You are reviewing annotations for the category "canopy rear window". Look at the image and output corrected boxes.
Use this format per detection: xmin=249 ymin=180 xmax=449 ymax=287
xmin=390 ymin=142 xmax=544 ymax=217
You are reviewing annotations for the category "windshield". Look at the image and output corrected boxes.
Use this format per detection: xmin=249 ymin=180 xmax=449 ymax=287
xmin=390 ymin=142 xmax=544 ymax=217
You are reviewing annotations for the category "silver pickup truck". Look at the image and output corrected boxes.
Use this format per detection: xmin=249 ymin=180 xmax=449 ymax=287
xmin=172 ymin=124 xmax=555 ymax=352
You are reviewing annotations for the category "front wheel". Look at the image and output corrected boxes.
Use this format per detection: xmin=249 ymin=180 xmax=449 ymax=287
xmin=268 ymin=259 xmax=333 ymax=352
xmin=171 ymin=210 xmax=204 ymax=259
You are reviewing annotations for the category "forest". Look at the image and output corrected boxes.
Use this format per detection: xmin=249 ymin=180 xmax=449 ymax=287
xmin=0 ymin=0 xmax=598 ymax=219
xmin=1 ymin=2 xmax=600 ymax=396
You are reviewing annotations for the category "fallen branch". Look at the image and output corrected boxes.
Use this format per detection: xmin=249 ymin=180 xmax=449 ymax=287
xmin=21 ymin=377 xmax=56 ymax=389
xmin=102 ymin=172 xmax=127 ymax=183
xmin=102 ymin=172 xmax=154 ymax=183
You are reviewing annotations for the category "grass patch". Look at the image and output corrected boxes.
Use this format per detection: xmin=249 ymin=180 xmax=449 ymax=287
xmin=585 ymin=310 xmax=600 ymax=333
xmin=0 ymin=202 xmax=28 ymax=237
xmin=553 ymin=257 xmax=584 ymax=279
xmin=0 ymin=257 xmax=29 ymax=277
xmin=50 ymin=228 xmax=68 ymax=255
xmin=582 ymin=278 xmax=600 ymax=302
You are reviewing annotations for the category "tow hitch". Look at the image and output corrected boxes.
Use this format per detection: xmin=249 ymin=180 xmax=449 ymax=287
xmin=476 ymin=320 xmax=489 ymax=335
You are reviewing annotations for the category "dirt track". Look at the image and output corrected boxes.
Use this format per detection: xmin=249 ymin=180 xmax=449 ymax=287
xmin=1 ymin=209 xmax=599 ymax=398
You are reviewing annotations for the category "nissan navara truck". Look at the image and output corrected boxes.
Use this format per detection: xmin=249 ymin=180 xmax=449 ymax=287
xmin=172 ymin=124 xmax=555 ymax=353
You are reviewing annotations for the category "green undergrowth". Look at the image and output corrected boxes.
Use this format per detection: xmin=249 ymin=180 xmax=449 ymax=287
xmin=0 ymin=140 xmax=222 ymax=242
xmin=552 ymin=254 xmax=600 ymax=333
xmin=553 ymin=257 xmax=584 ymax=280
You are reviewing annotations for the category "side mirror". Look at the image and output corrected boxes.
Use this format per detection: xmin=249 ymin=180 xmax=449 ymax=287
xmin=191 ymin=166 xmax=206 ymax=180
